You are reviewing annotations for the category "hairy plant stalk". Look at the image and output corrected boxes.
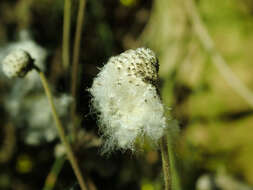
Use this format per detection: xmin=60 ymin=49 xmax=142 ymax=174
xmin=71 ymin=0 xmax=86 ymax=139
xmin=160 ymin=135 xmax=171 ymax=190
xmin=62 ymin=0 xmax=71 ymax=69
xmin=184 ymin=0 xmax=253 ymax=107
xmin=37 ymin=70 xmax=88 ymax=190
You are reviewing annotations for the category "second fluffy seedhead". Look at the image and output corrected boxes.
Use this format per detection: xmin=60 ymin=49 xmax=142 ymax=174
xmin=1 ymin=49 xmax=34 ymax=78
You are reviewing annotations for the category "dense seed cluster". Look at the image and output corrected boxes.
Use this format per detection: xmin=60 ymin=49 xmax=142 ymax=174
xmin=108 ymin=48 xmax=159 ymax=86
xmin=89 ymin=47 xmax=167 ymax=153
xmin=1 ymin=50 xmax=34 ymax=78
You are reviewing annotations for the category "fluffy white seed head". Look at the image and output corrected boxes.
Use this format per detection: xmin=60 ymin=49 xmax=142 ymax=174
xmin=1 ymin=49 xmax=34 ymax=78
xmin=89 ymin=47 xmax=168 ymax=153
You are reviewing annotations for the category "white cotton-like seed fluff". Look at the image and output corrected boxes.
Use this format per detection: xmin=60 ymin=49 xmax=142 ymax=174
xmin=1 ymin=49 xmax=33 ymax=78
xmin=89 ymin=47 xmax=168 ymax=152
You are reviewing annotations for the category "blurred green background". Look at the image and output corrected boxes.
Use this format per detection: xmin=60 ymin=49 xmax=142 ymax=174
xmin=0 ymin=0 xmax=253 ymax=189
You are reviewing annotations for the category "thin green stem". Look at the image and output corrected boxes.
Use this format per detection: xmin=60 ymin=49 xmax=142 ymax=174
xmin=62 ymin=0 xmax=71 ymax=69
xmin=71 ymin=0 xmax=86 ymax=140
xmin=37 ymin=70 xmax=88 ymax=190
xmin=160 ymin=135 xmax=171 ymax=190
xmin=42 ymin=156 xmax=66 ymax=190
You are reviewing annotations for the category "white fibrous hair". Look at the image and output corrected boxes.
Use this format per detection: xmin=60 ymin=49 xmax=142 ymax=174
xmin=89 ymin=47 xmax=168 ymax=152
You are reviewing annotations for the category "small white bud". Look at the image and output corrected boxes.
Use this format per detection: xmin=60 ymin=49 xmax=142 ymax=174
xmin=89 ymin=47 xmax=168 ymax=153
xmin=1 ymin=49 xmax=34 ymax=78
xmin=54 ymin=143 xmax=66 ymax=158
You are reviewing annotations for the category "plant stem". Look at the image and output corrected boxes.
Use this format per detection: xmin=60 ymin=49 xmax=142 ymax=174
xmin=43 ymin=156 xmax=66 ymax=190
xmin=37 ymin=70 xmax=88 ymax=190
xmin=160 ymin=135 xmax=171 ymax=190
xmin=63 ymin=0 xmax=71 ymax=69
xmin=71 ymin=0 xmax=86 ymax=140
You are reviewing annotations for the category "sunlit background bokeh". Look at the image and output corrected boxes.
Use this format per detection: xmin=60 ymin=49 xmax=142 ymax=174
xmin=0 ymin=0 xmax=253 ymax=189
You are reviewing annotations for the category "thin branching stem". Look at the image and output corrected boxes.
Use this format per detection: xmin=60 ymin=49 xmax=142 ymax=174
xmin=62 ymin=0 xmax=71 ymax=69
xmin=160 ymin=135 xmax=171 ymax=190
xmin=37 ymin=70 xmax=88 ymax=190
xmin=185 ymin=0 xmax=253 ymax=107
xmin=71 ymin=0 xmax=86 ymax=139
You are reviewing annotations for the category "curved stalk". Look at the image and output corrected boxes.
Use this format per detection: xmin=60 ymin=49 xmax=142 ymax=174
xmin=37 ymin=69 xmax=88 ymax=190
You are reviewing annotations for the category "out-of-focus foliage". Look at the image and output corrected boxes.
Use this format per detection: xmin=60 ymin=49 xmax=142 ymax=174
xmin=0 ymin=0 xmax=253 ymax=189
xmin=141 ymin=0 xmax=253 ymax=189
